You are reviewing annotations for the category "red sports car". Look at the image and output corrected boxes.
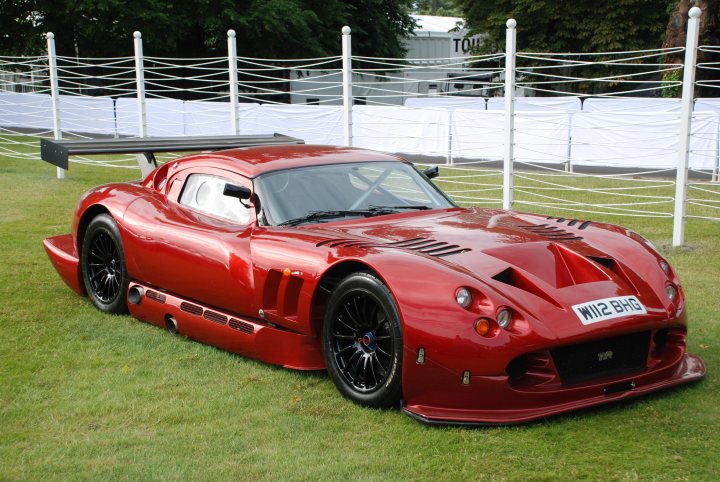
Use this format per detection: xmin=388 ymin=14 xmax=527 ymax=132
xmin=44 ymin=143 xmax=705 ymax=425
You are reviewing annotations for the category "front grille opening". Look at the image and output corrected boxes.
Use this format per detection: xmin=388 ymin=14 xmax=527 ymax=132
xmin=653 ymin=328 xmax=669 ymax=353
xmin=506 ymin=356 xmax=528 ymax=380
xmin=651 ymin=327 xmax=686 ymax=359
xmin=551 ymin=331 xmax=651 ymax=385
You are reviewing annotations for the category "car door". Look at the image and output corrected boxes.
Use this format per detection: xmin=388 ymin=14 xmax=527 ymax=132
xmin=123 ymin=165 xmax=256 ymax=317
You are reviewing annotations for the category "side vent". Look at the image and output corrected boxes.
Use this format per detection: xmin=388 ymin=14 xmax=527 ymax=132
xmin=263 ymin=269 xmax=283 ymax=309
xmin=203 ymin=310 xmax=228 ymax=325
xmin=180 ymin=302 xmax=203 ymax=316
xmin=283 ymin=276 xmax=304 ymax=316
xmin=146 ymin=290 xmax=166 ymax=304
xmin=229 ymin=318 xmax=254 ymax=335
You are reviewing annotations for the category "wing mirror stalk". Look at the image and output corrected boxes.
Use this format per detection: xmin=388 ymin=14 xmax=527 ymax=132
xmin=224 ymin=183 xmax=252 ymax=207
xmin=423 ymin=166 xmax=439 ymax=179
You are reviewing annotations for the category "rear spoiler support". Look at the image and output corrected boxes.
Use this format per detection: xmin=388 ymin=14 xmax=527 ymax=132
xmin=40 ymin=133 xmax=305 ymax=178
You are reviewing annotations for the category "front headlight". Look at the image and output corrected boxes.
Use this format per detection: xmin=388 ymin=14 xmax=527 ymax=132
xmin=496 ymin=308 xmax=512 ymax=329
xmin=455 ymin=287 xmax=472 ymax=308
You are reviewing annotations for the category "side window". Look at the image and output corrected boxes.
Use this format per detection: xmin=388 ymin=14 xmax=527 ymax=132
xmin=179 ymin=174 xmax=250 ymax=224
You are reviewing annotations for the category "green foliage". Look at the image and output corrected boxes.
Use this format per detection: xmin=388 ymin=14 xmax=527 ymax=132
xmin=414 ymin=0 xmax=462 ymax=17
xmin=0 ymin=0 xmax=416 ymax=58
xmin=661 ymin=68 xmax=681 ymax=98
xmin=455 ymin=0 xmax=670 ymax=53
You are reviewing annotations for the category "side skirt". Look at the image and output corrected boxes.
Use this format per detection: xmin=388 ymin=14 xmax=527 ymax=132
xmin=126 ymin=282 xmax=326 ymax=370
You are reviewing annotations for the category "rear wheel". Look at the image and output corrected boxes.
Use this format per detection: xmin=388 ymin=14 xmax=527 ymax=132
xmin=322 ymin=272 xmax=403 ymax=408
xmin=81 ymin=213 xmax=129 ymax=314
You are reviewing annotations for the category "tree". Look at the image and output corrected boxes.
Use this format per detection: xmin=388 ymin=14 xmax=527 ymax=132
xmin=414 ymin=0 xmax=462 ymax=17
xmin=455 ymin=0 xmax=670 ymax=54
xmin=662 ymin=0 xmax=720 ymax=97
xmin=0 ymin=0 xmax=416 ymax=59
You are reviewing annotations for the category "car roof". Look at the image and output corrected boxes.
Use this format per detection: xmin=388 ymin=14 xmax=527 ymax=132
xmin=172 ymin=144 xmax=406 ymax=178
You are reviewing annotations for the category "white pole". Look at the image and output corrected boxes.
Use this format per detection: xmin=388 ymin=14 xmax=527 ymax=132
xmin=46 ymin=32 xmax=64 ymax=179
xmin=227 ymin=29 xmax=240 ymax=135
xmin=672 ymin=7 xmax=701 ymax=247
xmin=502 ymin=19 xmax=517 ymax=210
xmin=133 ymin=31 xmax=147 ymax=138
xmin=341 ymin=26 xmax=353 ymax=147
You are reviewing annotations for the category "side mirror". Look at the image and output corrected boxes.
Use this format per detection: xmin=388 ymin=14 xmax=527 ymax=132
xmin=223 ymin=183 xmax=251 ymax=200
xmin=423 ymin=166 xmax=439 ymax=179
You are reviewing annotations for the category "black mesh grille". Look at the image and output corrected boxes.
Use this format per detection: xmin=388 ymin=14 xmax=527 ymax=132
xmin=551 ymin=331 xmax=650 ymax=385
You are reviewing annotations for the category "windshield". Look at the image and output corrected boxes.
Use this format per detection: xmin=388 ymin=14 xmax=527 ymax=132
xmin=254 ymin=161 xmax=456 ymax=226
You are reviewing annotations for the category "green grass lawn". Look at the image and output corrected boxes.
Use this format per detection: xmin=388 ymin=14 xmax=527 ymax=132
xmin=1 ymin=137 xmax=719 ymax=480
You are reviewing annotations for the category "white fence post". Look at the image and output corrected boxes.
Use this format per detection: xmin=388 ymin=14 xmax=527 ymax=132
xmin=46 ymin=32 xmax=64 ymax=179
xmin=502 ymin=19 xmax=517 ymax=210
xmin=133 ymin=31 xmax=148 ymax=138
xmin=227 ymin=29 xmax=240 ymax=135
xmin=342 ymin=26 xmax=353 ymax=147
xmin=673 ymin=7 xmax=701 ymax=247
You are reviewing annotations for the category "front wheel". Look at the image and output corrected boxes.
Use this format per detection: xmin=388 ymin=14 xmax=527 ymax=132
xmin=80 ymin=213 xmax=130 ymax=314
xmin=322 ymin=272 xmax=403 ymax=408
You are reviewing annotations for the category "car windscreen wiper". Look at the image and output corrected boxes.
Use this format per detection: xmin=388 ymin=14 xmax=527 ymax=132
xmin=367 ymin=205 xmax=432 ymax=212
xmin=279 ymin=206 xmax=432 ymax=227
xmin=278 ymin=210 xmax=378 ymax=227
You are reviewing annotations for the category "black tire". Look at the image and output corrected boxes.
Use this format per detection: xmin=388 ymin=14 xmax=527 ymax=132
xmin=322 ymin=272 xmax=403 ymax=408
xmin=80 ymin=213 xmax=130 ymax=314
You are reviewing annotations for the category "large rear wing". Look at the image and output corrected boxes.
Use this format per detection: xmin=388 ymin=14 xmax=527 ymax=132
xmin=40 ymin=133 xmax=305 ymax=177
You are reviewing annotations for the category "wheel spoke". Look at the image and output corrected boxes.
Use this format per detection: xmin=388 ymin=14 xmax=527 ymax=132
xmin=351 ymin=355 xmax=363 ymax=382
xmin=337 ymin=316 xmax=357 ymax=333
xmin=342 ymin=303 xmax=361 ymax=329
xmin=376 ymin=345 xmax=391 ymax=358
xmin=343 ymin=350 xmax=361 ymax=375
xmin=337 ymin=344 xmax=356 ymax=355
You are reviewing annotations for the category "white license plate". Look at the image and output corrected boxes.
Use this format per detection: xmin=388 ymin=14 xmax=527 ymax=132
xmin=572 ymin=295 xmax=647 ymax=325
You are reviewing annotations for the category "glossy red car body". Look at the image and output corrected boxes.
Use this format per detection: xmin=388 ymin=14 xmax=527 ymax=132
xmin=44 ymin=144 xmax=705 ymax=425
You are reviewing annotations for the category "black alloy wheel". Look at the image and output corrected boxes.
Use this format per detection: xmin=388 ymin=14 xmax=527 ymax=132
xmin=81 ymin=213 xmax=129 ymax=314
xmin=322 ymin=272 xmax=403 ymax=408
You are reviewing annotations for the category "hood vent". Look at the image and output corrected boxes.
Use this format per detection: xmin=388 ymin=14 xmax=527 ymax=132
xmin=317 ymin=237 xmax=470 ymax=258
xmin=546 ymin=216 xmax=592 ymax=229
xmin=516 ymin=223 xmax=583 ymax=241
xmin=492 ymin=267 xmax=563 ymax=308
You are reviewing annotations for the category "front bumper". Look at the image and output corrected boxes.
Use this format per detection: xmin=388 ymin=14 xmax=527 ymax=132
xmin=43 ymin=234 xmax=85 ymax=296
xmin=402 ymin=352 xmax=705 ymax=425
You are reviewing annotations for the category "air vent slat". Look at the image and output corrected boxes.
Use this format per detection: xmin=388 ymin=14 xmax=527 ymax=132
xmin=317 ymin=236 xmax=469 ymax=257
xmin=229 ymin=318 xmax=254 ymax=335
xmin=203 ymin=310 xmax=228 ymax=325
xmin=384 ymin=237 xmax=427 ymax=246
xmin=146 ymin=290 xmax=166 ymax=304
xmin=180 ymin=302 xmax=203 ymax=316
xmin=422 ymin=244 xmax=460 ymax=254
xmin=413 ymin=242 xmax=448 ymax=251
xmin=433 ymin=248 xmax=470 ymax=257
